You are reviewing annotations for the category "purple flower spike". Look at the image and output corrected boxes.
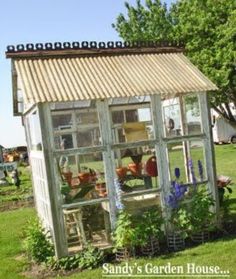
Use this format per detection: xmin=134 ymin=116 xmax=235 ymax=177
xmin=114 ymin=178 xmax=124 ymax=210
xmin=165 ymin=193 xmax=178 ymax=209
xmin=175 ymin=167 xmax=180 ymax=179
xmin=198 ymin=160 xmax=204 ymax=181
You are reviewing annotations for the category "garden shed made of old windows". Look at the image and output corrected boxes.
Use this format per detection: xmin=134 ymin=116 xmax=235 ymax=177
xmin=6 ymin=41 xmax=219 ymax=258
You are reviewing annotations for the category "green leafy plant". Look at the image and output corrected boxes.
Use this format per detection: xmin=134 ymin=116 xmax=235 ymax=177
xmin=112 ymin=211 xmax=136 ymax=250
xmin=23 ymin=218 xmax=54 ymax=263
xmin=189 ymin=189 xmax=216 ymax=233
xmin=78 ymin=245 xmax=104 ymax=270
xmin=48 ymin=245 xmax=104 ymax=271
xmin=168 ymin=203 xmax=192 ymax=239
xmin=133 ymin=207 xmax=164 ymax=246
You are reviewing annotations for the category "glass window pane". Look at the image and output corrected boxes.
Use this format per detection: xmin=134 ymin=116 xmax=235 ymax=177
xmin=112 ymin=111 xmax=124 ymax=124
xmin=76 ymin=109 xmax=101 ymax=148
xmin=184 ymin=95 xmax=202 ymax=135
xmin=52 ymin=114 xmax=72 ymax=131
xmin=76 ymin=110 xmax=98 ymax=125
xmin=125 ymin=109 xmax=138 ymax=122
xmin=58 ymin=152 xmax=107 ymax=204
xmin=167 ymin=140 xmax=206 ymax=185
xmin=54 ymin=134 xmax=73 ymax=150
xmin=111 ymin=105 xmax=153 ymax=143
xmin=77 ymin=127 xmax=101 ymax=147
xmin=163 ymin=98 xmax=182 ymax=137
xmin=189 ymin=140 xmax=206 ymax=182
xmin=26 ymin=111 xmax=42 ymax=151
xmin=114 ymin=145 xmax=159 ymax=193
xmin=167 ymin=142 xmax=187 ymax=183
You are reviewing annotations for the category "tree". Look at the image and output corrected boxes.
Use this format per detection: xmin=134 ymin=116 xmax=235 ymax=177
xmin=113 ymin=0 xmax=236 ymax=125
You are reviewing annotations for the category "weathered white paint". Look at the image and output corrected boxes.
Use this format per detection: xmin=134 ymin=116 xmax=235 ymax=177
xmin=150 ymin=94 xmax=170 ymax=232
xmin=97 ymin=99 xmax=117 ymax=230
xmin=38 ymin=103 xmax=68 ymax=258
xmin=198 ymin=93 xmax=219 ymax=217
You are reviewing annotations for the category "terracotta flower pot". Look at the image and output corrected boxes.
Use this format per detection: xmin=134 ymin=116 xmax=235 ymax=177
xmin=62 ymin=171 xmax=73 ymax=186
xmin=128 ymin=163 xmax=142 ymax=176
xmin=116 ymin=167 xmax=127 ymax=179
xmin=78 ymin=172 xmax=91 ymax=184
xmin=95 ymin=182 xmax=107 ymax=197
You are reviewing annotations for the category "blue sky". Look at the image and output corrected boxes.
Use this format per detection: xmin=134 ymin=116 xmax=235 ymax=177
xmin=0 ymin=0 xmax=174 ymax=148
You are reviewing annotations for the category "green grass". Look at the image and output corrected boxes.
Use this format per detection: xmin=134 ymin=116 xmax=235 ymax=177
xmin=51 ymin=237 xmax=236 ymax=279
xmin=0 ymin=166 xmax=33 ymax=203
xmin=0 ymin=208 xmax=35 ymax=279
xmin=0 ymin=145 xmax=236 ymax=278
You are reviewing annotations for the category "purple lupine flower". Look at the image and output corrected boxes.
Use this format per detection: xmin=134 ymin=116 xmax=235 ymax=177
xmin=165 ymin=193 xmax=178 ymax=209
xmin=188 ymin=158 xmax=197 ymax=187
xmin=198 ymin=160 xmax=204 ymax=181
xmin=174 ymin=168 xmax=180 ymax=179
xmin=114 ymin=178 xmax=124 ymax=210
xmin=173 ymin=181 xmax=183 ymax=200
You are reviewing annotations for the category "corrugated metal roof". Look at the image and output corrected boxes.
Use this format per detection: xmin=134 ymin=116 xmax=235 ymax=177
xmin=14 ymin=52 xmax=217 ymax=104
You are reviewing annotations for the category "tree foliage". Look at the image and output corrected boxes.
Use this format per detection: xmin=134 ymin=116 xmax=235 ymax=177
xmin=113 ymin=0 xmax=236 ymax=124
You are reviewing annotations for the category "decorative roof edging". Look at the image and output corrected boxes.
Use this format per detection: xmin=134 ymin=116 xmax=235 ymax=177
xmin=6 ymin=41 xmax=185 ymax=59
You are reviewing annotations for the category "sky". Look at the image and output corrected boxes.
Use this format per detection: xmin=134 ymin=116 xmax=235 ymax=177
xmin=0 ymin=0 xmax=174 ymax=148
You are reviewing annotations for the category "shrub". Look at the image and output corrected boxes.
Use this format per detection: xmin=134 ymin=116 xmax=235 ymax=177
xmin=48 ymin=245 xmax=104 ymax=271
xmin=24 ymin=218 xmax=54 ymax=263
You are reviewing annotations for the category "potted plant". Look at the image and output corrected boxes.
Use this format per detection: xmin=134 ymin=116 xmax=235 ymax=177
xmin=128 ymin=162 xmax=142 ymax=176
xmin=112 ymin=210 xmax=136 ymax=261
xmin=78 ymin=166 xmax=95 ymax=184
xmin=165 ymin=168 xmax=190 ymax=251
xmin=134 ymin=207 xmax=164 ymax=256
xmin=95 ymin=171 xmax=107 ymax=197
xmin=167 ymin=205 xmax=191 ymax=251
xmin=189 ymin=189 xmax=215 ymax=243
xmin=116 ymin=166 xmax=127 ymax=179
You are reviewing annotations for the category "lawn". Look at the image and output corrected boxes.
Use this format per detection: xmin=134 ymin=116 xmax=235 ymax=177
xmin=0 ymin=166 xmax=33 ymax=203
xmin=0 ymin=145 xmax=236 ymax=279
xmin=0 ymin=208 xmax=35 ymax=279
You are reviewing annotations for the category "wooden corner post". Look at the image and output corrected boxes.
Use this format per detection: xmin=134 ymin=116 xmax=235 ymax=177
xmin=199 ymin=92 xmax=220 ymax=218
xmin=38 ymin=103 xmax=68 ymax=258
xmin=97 ymin=99 xmax=117 ymax=230
xmin=150 ymin=94 xmax=171 ymax=231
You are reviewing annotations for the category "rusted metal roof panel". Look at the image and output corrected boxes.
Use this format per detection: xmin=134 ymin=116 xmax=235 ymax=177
xmin=14 ymin=53 xmax=218 ymax=104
